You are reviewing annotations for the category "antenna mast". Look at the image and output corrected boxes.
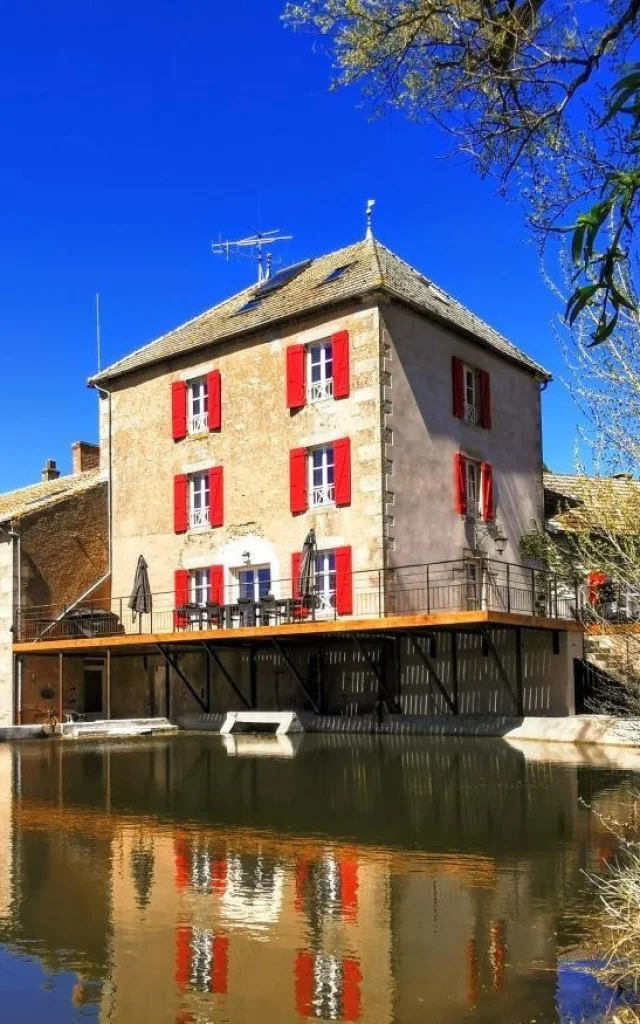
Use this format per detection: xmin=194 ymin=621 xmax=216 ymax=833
xmin=212 ymin=229 xmax=293 ymax=283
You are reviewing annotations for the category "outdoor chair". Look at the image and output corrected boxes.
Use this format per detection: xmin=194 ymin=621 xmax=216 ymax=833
xmin=259 ymin=595 xmax=278 ymax=626
xmin=237 ymin=598 xmax=256 ymax=627
xmin=204 ymin=601 xmax=224 ymax=628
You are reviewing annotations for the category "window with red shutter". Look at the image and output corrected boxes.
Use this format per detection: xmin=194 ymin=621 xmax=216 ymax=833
xmin=334 ymin=437 xmax=352 ymax=507
xmin=209 ymin=466 xmax=224 ymax=527
xmin=173 ymin=475 xmax=188 ymax=533
xmin=335 ymin=546 xmax=353 ymax=616
xmin=210 ymin=565 xmax=224 ymax=605
xmin=479 ymin=370 xmax=492 ymax=429
xmin=286 ymin=345 xmax=306 ymax=409
xmin=452 ymin=357 xmax=464 ymax=420
xmin=290 ymin=448 xmax=308 ymax=514
xmin=172 ymin=381 xmax=187 ymax=441
xmin=174 ymin=569 xmax=189 ymax=629
xmin=207 ymin=370 xmax=222 ymax=431
xmin=481 ymin=461 xmax=495 ymax=521
xmin=332 ymin=330 xmax=350 ymax=399
xmin=454 ymin=454 xmax=467 ymax=516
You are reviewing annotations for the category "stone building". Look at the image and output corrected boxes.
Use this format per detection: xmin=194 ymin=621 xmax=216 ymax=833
xmin=0 ymin=443 xmax=107 ymax=724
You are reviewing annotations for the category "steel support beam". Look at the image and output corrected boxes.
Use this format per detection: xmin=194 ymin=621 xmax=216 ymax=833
xmin=352 ymin=636 xmax=401 ymax=713
xmin=480 ymin=628 xmax=520 ymax=713
xmin=514 ymin=627 xmax=524 ymax=717
xmin=156 ymin=644 xmax=207 ymax=713
xmin=271 ymin=639 xmax=319 ymax=713
xmin=408 ymin=635 xmax=456 ymax=715
xmin=201 ymin=642 xmax=250 ymax=709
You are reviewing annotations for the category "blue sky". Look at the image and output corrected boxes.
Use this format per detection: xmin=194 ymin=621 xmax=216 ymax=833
xmin=0 ymin=0 xmax=580 ymax=492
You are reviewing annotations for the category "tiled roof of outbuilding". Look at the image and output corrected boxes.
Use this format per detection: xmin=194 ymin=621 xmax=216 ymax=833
xmin=91 ymin=237 xmax=550 ymax=385
xmin=0 ymin=470 xmax=105 ymax=524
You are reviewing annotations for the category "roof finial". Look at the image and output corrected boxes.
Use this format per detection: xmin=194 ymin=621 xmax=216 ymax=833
xmin=365 ymin=198 xmax=376 ymax=240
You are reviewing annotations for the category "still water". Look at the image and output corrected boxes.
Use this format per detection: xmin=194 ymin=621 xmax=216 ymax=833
xmin=0 ymin=732 xmax=636 ymax=1023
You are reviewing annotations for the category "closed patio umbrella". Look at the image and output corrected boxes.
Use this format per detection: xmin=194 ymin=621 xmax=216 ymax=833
xmin=129 ymin=555 xmax=152 ymax=619
xmin=298 ymin=529 xmax=318 ymax=602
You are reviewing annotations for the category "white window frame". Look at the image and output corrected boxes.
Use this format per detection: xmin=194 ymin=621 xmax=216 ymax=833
xmin=234 ymin=564 xmax=272 ymax=602
xmin=465 ymin=459 xmax=481 ymax=519
xmin=307 ymin=340 xmax=334 ymax=403
xmin=188 ymin=378 xmax=209 ymax=434
xmin=314 ymin=551 xmax=336 ymax=613
xmin=189 ymin=472 xmax=210 ymax=529
xmin=190 ymin=569 xmax=210 ymax=607
xmin=309 ymin=445 xmax=335 ymax=508
xmin=463 ymin=365 xmax=480 ymax=425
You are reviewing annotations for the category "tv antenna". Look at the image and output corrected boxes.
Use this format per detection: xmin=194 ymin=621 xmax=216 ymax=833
xmin=212 ymin=229 xmax=293 ymax=284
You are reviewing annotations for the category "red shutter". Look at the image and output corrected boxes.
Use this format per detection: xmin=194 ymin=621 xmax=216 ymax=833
xmin=334 ymin=437 xmax=352 ymax=507
xmin=291 ymin=551 xmax=303 ymax=600
xmin=174 ymin=474 xmax=188 ymax=533
xmin=209 ymin=466 xmax=224 ymax=527
xmin=207 ymin=370 xmax=221 ymax=431
xmin=481 ymin=461 xmax=495 ymax=521
xmin=335 ymin=546 xmax=353 ymax=615
xmin=479 ymin=370 xmax=492 ymax=429
xmin=286 ymin=344 xmax=306 ymax=409
xmin=454 ymin=454 xmax=467 ymax=516
xmin=332 ymin=330 xmax=350 ymax=398
xmin=588 ymin=571 xmax=607 ymax=604
xmin=172 ymin=381 xmax=187 ymax=441
xmin=452 ymin=357 xmax=464 ymax=419
xmin=290 ymin=448 xmax=308 ymax=514
xmin=210 ymin=565 xmax=224 ymax=605
xmin=174 ymin=569 xmax=189 ymax=630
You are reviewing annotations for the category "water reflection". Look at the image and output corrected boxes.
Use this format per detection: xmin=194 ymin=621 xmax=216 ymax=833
xmin=0 ymin=735 xmax=636 ymax=1022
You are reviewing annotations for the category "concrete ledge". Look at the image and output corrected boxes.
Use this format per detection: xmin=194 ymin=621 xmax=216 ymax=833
xmin=56 ymin=717 xmax=178 ymax=740
xmin=220 ymin=711 xmax=304 ymax=736
xmin=0 ymin=725 xmax=46 ymax=742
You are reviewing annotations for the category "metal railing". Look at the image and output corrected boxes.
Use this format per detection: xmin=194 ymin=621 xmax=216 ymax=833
xmin=14 ymin=559 xmax=583 ymax=644
xmin=308 ymin=378 xmax=334 ymax=403
xmin=188 ymin=412 xmax=208 ymax=434
xmin=189 ymin=506 xmax=210 ymax=529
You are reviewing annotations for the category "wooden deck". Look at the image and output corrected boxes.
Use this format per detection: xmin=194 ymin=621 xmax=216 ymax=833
xmin=13 ymin=609 xmax=583 ymax=655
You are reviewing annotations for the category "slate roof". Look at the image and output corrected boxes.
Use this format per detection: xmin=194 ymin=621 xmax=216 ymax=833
xmin=91 ymin=237 xmax=550 ymax=385
xmin=544 ymin=472 xmax=640 ymax=532
xmin=0 ymin=469 xmax=105 ymax=524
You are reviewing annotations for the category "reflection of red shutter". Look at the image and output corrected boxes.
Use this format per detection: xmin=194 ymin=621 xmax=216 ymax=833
xmin=207 ymin=370 xmax=221 ymax=431
xmin=211 ymin=856 xmax=227 ymax=896
xmin=454 ymin=454 xmax=467 ymax=516
xmin=290 ymin=448 xmax=308 ymax=513
xmin=287 ymin=345 xmax=306 ymax=409
xmin=334 ymin=438 xmax=352 ymax=507
xmin=209 ymin=466 xmax=224 ymax=527
xmin=335 ymin=546 xmax=353 ymax=616
xmin=172 ymin=381 xmax=187 ymax=440
xmin=210 ymin=565 xmax=224 ymax=606
xmin=332 ymin=330 xmax=350 ymax=398
xmin=452 ymin=357 xmax=464 ymax=419
xmin=339 ymin=859 xmax=358 ymax=922
xmin=295 ymin=951 xmax=314 ymax=1018
xmin=342 ymin=959 xmax=362 ymax=1023
xmin=174 ymin=475 xmax=188 ymax=533
xmin=175 ymin=926 xmax=192 ymax=990
xmin=292 ymin=552 xmax=303 ymax=600
xmin=479 ymin=370 xmax=492 ymax=429
xmin=174 ymin=569 xmax=189 ymax=630
xmin=174 ymin=836 xmax=190 ymax=890
xmin=295 ymin=859 xmax=310 ymax=913
xmin=481 ymin=462 xmax=495 ymax=521
xmin=211 ymin=936 xmax=229 ymax=995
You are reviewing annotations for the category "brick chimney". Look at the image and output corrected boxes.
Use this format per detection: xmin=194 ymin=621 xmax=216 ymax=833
xmin=41 ymin=459 xmax=60 ymax=482
xmin=72 ymin=441 xmax=100 ymax=475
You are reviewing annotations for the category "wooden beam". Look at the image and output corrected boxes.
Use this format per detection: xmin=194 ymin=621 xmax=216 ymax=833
xmin=271 ymin=639 xmax=319 ymax=713
xmin=156 ymin=645 xmax=206 ymax=713
xmin=11 ymin=610 xmax=584 ymax=655
xmin=201 ymin=642 xmax=250 ymax=710
xmin=480 ymin=629 xmax=519 ymax=713
xmin=352 ymin=636 xmax=401 ymax=713
xmin=408 ymin=635 xmax=456 ymax=715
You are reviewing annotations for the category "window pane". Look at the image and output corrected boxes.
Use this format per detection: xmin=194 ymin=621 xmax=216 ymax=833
xmin=257 ymin=568 xmax=271 ymax=597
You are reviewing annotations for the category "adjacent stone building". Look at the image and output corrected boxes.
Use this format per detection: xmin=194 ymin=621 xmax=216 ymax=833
xmin=0 ymin=444 xmax=107 ymax=724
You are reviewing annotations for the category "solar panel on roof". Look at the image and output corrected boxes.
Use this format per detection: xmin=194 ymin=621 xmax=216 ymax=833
xmin=321 ymin=263 xmax=353 ymax=284
xmin=254 ymin=259 xmax=312 ymax=298
xmin=235 ymin=296 xmax=263 ymax=315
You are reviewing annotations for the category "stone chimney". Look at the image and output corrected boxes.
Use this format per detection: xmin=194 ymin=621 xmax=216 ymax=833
xmin=41 ymin=459 xmax=60 ymax=482
xmin=72 ymin=441 xmax=100 ymax=475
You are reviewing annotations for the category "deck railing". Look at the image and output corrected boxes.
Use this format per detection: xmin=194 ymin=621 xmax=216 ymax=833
xmin=14 ymin=558 xmax=583 ymax=643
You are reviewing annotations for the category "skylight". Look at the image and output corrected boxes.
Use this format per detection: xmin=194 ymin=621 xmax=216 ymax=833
xmin=321 ymin=263 xmax=353 ymax=285
xmin=255 ymin=259 xmax=312 ymax=298
xmin=235 ymin=296 xmax=263 ymax=315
